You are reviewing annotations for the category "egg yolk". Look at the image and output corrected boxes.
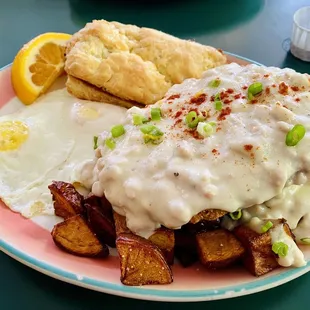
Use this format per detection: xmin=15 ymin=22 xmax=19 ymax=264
xmin=0 ymin=120 xmax=29 ymax=151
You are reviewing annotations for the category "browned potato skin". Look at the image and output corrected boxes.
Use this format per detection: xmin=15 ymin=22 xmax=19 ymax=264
xmin=175 ymin=217 xmax=221 ymax=267
xmin=190 ymin=209 xmax=227 ymax=224
xmin=51 ymin=214 xmax=109 ymax=257
xmin=113 ymin=211 xmax=131 ymax=235
xmin=116 ymin=233 xmax=173 ymax=286
xmin=149 ymin=227 xmax=175 ymax=265
xmin=113 ymin=211 xmax=175 ymax=264
xmin=234 ymin=219 xmax=295 ymax=277
xmin=84 ymin=195 xmax=116 ymax=248
xmin=183 ymin=219 xmax=221 ymax=235
xmin=234 ymin=225 xmax=278 ymax=276
xmin=48 ymin=181 xmax=84 ymax=219
xmin=99 ymin=194 xmax=114 ymax=218
xmin=233 ymin=219 xmax=291 ymax=277
xmin=196 ymin=229 xmax=245 ymax=269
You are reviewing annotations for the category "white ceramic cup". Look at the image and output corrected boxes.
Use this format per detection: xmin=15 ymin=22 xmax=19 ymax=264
xmin=291 ymin=6 xmax=310 ymax=62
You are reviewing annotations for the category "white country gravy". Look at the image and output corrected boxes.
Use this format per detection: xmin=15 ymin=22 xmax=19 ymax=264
xmin=243 ymin=217 xmax=305 ymax=267
xmin=77 ymin=63 xmax=310 ymax=266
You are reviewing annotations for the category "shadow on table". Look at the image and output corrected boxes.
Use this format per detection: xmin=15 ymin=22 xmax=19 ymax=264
xmin=1 ymin=252 xmax=309 ymax=310
xmin=281 ymin=52 xmax=310 ymax=74
xmin=67 ymin=0 xmax=265 ymax=37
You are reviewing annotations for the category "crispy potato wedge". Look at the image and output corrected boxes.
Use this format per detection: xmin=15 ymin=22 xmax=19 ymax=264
xmin=149 ymin=227 xmax=175 ymax=265
xmin=86 ymin=193 xmax=114 ymax=218
xmin=113 ymin=211 xmax=130 ymax=235
xmin=116 ymin=233 xmax=173 ymax=286
xmin=84 ymin=196 xmax=116 ymax=247
xmin=84 ymin=194 xmax=100 ymax=209
xmin=175 ymin=228 xmax=198 ymax=267
xmin=113 ymin=211 xmax=174 ymax=264
xmin=233 ymin=220 xmax=293 ymax=276
xmin=99 ymin=194 xmax=114 ymax=218
xmin=48 ymin=181 xmax=84 ymax=219
xmin=51 ymin=214 xmax=109 ymax=257
xmin=190 ymin=209 xmax=227 ymax=224
xmin=175 ymin=217 xmax=221 ymax=267
xmin=234 ymin=225 xmax=277 ymax=276
xmin=196 ymin=229 xmax=245 ymax=269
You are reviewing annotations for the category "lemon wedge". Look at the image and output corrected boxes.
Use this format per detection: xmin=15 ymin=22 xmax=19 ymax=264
xmin=11 ymin=32 xmax=72 ymax=105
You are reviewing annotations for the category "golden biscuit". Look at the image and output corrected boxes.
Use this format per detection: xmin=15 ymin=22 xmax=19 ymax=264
xmin=65 ymin=20 xmax=226 ymax=105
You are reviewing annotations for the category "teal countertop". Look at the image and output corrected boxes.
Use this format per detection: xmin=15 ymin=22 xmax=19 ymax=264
xmin=1 ymin=0 xmax=310 ymax=309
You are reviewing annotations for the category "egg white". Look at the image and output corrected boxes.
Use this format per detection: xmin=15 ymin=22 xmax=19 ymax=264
xmin=0 ymin=89 xmax=126 ymax=223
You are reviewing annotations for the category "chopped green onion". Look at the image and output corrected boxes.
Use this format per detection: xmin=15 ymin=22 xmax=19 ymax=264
xmin=285 ymin=124 xmax=306 ymax=146
xmin=143 ymin=132 xmax=163 ymax=140
xmin=140 ymin=124 xmax=154 ymax=134
xmin=208 ymin=79 xmax=221 ymax=88
xmin=248 ymin=82 xmax=263 ymax=100
xmin=197 ymin=122 xmax=214 ymax=137
xmin=133 ymin=114 xmax=149 ymax=125
xmin=272 ymin=241 xmax=289 ymax=257
xmin=111 ymin=124 xmax=125 ymax=138
xmin=93 ymin=136 xmax=98 ymax=150
xmin=140 ymin=124 xmax=163 ymax=136
xmin=140 ymin=124 xmax=164 ymax=143
xmin=105 ymin=138 xmax=116 ymax=150
xmin=230 ymin=210 xmax=242 ymax=220
xmin=185 ymin=111 xmax=199 ymax=128
xmin=213 ymin=93 xmax=223 ymax=111
xmin=144 ymin=136 xmax=163 ymax=145
xmin=198 ymin=114 xmax=206 ymax=122
xmin=261 ymin=221 xmax=273 ymax=233
xmin=215 ymin=100 xmax=223 ymax=111
xmin=151 ymin=108 xmax=161 ymax=121
xmin=300 ymin=238 xmax=310 ymax=245
xmin=143 ymin=136 xmax=151 ymax=144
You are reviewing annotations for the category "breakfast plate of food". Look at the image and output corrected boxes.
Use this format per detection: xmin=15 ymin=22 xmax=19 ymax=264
xmin=1 ymin=19 xmax=310 ymax=302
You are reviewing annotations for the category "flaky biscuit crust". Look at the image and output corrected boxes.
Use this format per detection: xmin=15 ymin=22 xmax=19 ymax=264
xmin=66 ymin=75 xmax=141 ymax=108
xmin=65 ymin=20 xmax=226 ymax=105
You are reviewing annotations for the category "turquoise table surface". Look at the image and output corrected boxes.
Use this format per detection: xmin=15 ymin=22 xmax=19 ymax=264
xmin=1 ymin=0 xmax=310 ymax=309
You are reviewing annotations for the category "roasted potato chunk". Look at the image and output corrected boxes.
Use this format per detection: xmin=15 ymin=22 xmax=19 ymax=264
xmin=116 ymin=233 xmax=173 ymax=286
xmin=99 ymin=194 xmax=114 ymax=218
xmin=233 ymin=221 xmax=293 ymax=276
xmin=190 ymin=209 xmax=227 ymax=224
xmin=113 ymin=211 xmax=130 ymax=235
xmin=175 ymin=217 xmax=221 ymax=267
xmin=149 ymin=227 xmax=175 ymax=265
xmin=86 ymin=193 xmax=114 ymax=218
xmin=183 ymin=219 xmax=221 ymax=235
xmin=84 ymin=196 xmax=116 ymax=247
xmin=196 ymin=229 xmax=245 ymax=269
xmin=48 ymin=181 xmax=84 ymax=219
xmin=51 ymin=214 xmax=109 ymax=257
xmin=175 ymin=228 xmax=198 ymax=267
xmin=113 ymin=211 xmax=174 ymax=264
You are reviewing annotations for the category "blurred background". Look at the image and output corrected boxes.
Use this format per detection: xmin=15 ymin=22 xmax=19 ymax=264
xmin=1 ymin=0 xmax=310 ymax=72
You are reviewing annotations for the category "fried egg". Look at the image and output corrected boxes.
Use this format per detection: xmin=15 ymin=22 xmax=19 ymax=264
xmin=0 ymin=89 xmax=126 ymax=222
